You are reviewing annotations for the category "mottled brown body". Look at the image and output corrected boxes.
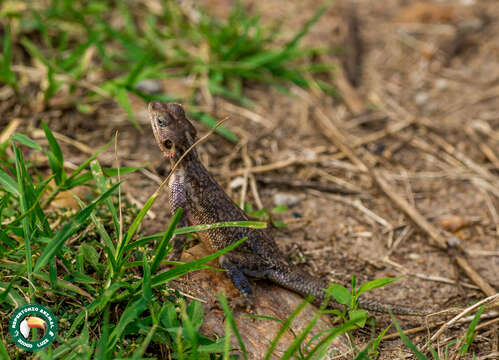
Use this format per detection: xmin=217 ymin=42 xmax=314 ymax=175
xmin=149 ymin=101 xmax=430 ymax=315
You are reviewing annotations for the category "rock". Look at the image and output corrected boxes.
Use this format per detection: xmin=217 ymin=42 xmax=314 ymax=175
xmin=273 ymin=193 xmax=301 ymax=207
xmin=169 ymin=244 xmax=350 ymax=359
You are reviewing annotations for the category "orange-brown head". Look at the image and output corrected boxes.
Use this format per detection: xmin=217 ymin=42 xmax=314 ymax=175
xmin=148 ymin=101 xmax=197 ymax=159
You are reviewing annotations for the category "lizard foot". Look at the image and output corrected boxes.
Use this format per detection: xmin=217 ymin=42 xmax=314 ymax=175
xmin=227 ymin=295 xmax=255 ymax=313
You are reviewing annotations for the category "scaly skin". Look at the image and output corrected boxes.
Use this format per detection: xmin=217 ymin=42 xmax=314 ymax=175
xmin=149 ymin=101 xmax=431 ymax=316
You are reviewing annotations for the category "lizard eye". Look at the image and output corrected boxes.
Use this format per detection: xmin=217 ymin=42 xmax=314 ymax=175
xmin=157 ymin=116 xmax=170 ymax=127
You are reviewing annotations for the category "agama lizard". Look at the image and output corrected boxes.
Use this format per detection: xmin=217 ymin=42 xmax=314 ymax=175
xmin=149 ymin=101 xmax=430 ymax=316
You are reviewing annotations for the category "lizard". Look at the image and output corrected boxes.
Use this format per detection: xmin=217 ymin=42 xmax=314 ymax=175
xmin=148 ymin=100 xmax=432 ymax=316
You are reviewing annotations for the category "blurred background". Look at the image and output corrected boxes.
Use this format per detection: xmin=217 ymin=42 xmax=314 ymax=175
xmin=1 ymin=0 xmax=498 ymax=358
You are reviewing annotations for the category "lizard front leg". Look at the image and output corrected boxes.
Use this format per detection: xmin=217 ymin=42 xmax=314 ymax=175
xmin=219 ymin=254 xmax=254 ymax=298
xmin=219 ymin=251 xmax=282 ymax=311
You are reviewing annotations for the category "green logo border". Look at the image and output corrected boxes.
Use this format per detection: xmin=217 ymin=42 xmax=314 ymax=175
xmin=9 ymin=303 xmax=58 ymax=351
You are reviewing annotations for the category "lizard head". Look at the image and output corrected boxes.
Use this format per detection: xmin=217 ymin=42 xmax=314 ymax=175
xmin=148 ymin=101 xmax=197 ymax=159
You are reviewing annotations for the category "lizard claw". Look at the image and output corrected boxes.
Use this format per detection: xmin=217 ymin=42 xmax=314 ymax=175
xmin=229 ymin=296 xmax=254 ymax=312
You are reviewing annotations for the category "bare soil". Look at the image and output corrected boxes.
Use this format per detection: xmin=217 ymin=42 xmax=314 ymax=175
xmin=3 ymin=0 xmax=498 ymax=358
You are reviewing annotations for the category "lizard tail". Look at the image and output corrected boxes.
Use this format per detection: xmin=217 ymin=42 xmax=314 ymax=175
xmin=267 ymin=267 xmax=431 ymax=316
xmin=357 ymin=297 xmax=431 ymax=316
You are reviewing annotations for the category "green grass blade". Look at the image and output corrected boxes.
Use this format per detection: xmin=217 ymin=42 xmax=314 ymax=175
xmin=41 ymin=120 xmax=65 ymax=182
xmin=0 ymin=168 xmax=19 ymax=196
xmin=390 ymin=313 xmax=428 ymax=360
xmin=90 ymin=159 xmax=120 ymax=239
xmin=263 ymin=297 xmax=311 ymax=360
xmin=34 ymin=182 xmax=120 ymax=272
xmin=218 ymin=293 xmax=247 ymax=360
xmin=285 ymin=0 xmax=330 ymax=51
xmin=125 ymin=220 xmax=266 ymax=252
xmin=370 ymin=324 xmax=391 ymax=356
xmin=303 ymin=319 xmax=358 ymax=359
xmin=151 ymin=237 xmax=247 ymax=288
xmin=107 ymin=298 xmax=148 ymax=350
xmin=353 ymin=345 xmax=370 ymax=360
xmin=67 ymin=138 xmax=113 ymax=182
xmin=73 ymin=193 xmax=116 ymax=257
xmin=0 ymin=277 xmax=16 ymax=305
xmin=114 ymin=86 xmax=140 ymax=130
xmin=357 ymin=277 xmax=398 ymax=297
xmin=0 ymin=281 xmax=26 ymax=308
xmin=13 ymin=141 xmax=34 ymax=299
xmin=12 ymin=133 xmax=43 ymax=151
xmin=142 ymin=252 xmax=152 ymax=303
xmin=0 ymin=24 xmax=16 ymax=87
xmin=102 ymin=166 xmax=147 ymax=176
xmin=116 ymin=192 xmax=158 ymax=267
xmin=151 ymin=208 xmax=182 ymax=273
xmin=0 ymin=337 xmax=10 ymax=360
xmin=189 ymin=111 xmax=238 ymax=143
xmin=95 ymin=306 xmax=111 ymax=359
xmin=176 ymin=221 xmax=266 ymax=234
xmin=132 ymin=323 xmax=157 ymax=359
xmin=460 ymin=305 xmax=484 ymax=354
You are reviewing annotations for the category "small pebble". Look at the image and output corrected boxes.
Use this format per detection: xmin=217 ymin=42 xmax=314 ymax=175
xmin=135 ymin=79 xmax=163 ymax=94
xmin=408 ymin=253 xmax=420 ymax=260
xmin=273 ymin=193 xmax=301 ymax=207
xmin=447 ymin=236 xmax=461 ymax=247
xmin=229 ymin=177 xmax=245 ymax=189
xmin=414 ymin=92 xmax=429 ymax=106
xmin=435 ymin=79 xmax=448 ymax=90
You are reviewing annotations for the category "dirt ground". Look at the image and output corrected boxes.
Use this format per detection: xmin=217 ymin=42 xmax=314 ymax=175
xmin=4 ymin=0 xmax=498 ymax=358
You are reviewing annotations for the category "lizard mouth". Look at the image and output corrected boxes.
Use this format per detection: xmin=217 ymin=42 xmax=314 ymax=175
xmin=162 ymin=140 xmax=175 ymax=158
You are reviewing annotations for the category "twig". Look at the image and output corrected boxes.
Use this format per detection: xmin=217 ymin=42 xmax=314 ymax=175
xmin=315 ymin=193 xmax=392 ymax=229
xmin=0 ymin=118 xmax=21 ymax=143
xmin=373 ymin=170 xmax=446 ymax=249
xmin=387 ymin=225 xmax=413 ymax=253
xmin=480 ymin=188 xmax=499 ymax=236
xmin=255 ymin=175 xmax=360 ymax=195
xmin=454 ymin=256 xmax=496 ymax=297
xmin=312 ymin=106 xmax=368 ymax=172
xmin=331 ymin=62 xmax=365 ymax=115
xmin=427 ymin=132 xmax=499 ymax=184
xmin=411 ymin=273 xmax=479 ymax=290
xmin=352 ymin=118 xmax=414 ymax=148
xmin=312 ymin=168 xmax=363 ymax=193
xmin=429 ymin=294 xmax=499 ymax=344
xmin=31 ymin=129 xmax=94 ymax=154
xmin=383 ymin=311 xmax=499 ymax=341
xmin=240 ymin=142 xmax=250 ymax=210
xmin=249 ymin=174 xmax=264 ymax=210
xmin=226 ymin=156 xmax=366 ymax=177
xmin=373 ymin=169 xmax=497 ymax=297
xmin=480 ymin=143 xmax=499 ymax=169
xmin=222 ymin=101 xmax=271 ymax=128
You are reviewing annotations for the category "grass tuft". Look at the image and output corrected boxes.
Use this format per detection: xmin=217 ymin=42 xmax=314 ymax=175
xmin=3 ymin=0 xmax=334 ymax=142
